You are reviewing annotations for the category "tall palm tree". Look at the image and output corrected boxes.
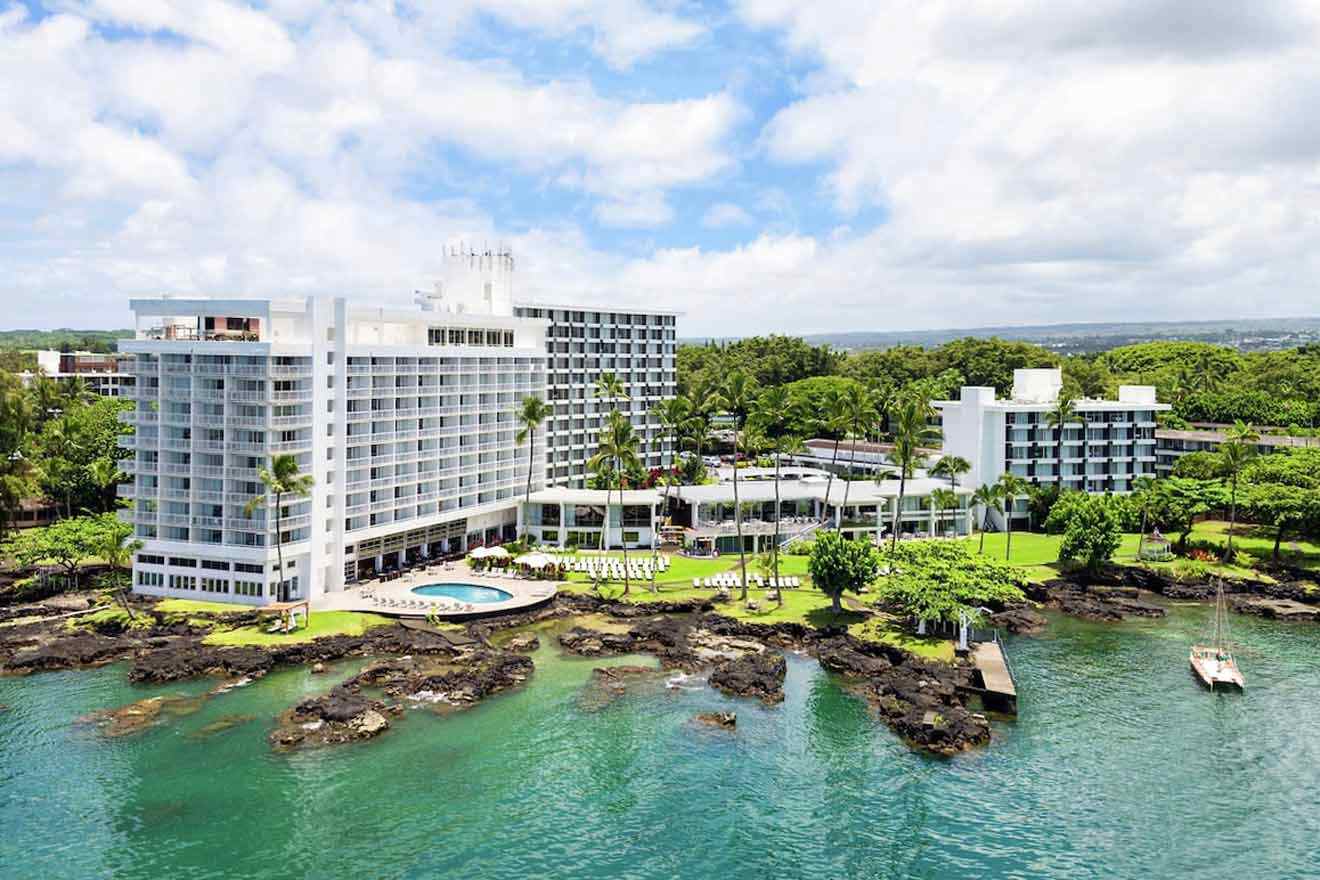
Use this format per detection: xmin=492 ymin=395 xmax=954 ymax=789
xmin=971 ymin=484 xmax=1003 ymax=554
xmin=1045 ymin=395 xmax=1078 ymax=492
xmin=684 ymin=380 xmax=715 ymax=465
xmin=1221 ymin=420 xmax=1259 ymax=561
xmin=588 ymin=410 xmax=641 ymax=595
xmin=751 ymin=386 xmax=791 ymax=601
xmin=44 ymin=415 xmax=80 ymax=518
xmin=244 ymin=454 xmax=315 ymax=603
xmin=930 ymin=454 xmax=970 ymax=492
xmin=1132 ymin=475 xmax=1156 ymax=559
xmin=718 ymin=370 xmax=756 ymax=601
xmin=515 ymin=395 xmax=551 ymax=537
xmin=888 ymin=395 xmax=941 ymax=551
xmin=651 ymin=396 xmax=693 ymax=588
xmin=839 ymin=384 xmax=880 ymax=528
xmin=997 ymin=472 xmax=1030 ymax=562
xmin=97 ymin=513 xmax=143 ymax=618
xmin=592 ymin=372 xmax=629 ymax=553
xmin=820 ymin=385 xmax=849 ymax=522
xmin=929 ymin=487 xmax=959 ymax=538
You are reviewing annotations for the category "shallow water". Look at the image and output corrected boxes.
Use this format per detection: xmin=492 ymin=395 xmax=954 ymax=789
xmin=2 ymin=608 xmax=1317 ymax=879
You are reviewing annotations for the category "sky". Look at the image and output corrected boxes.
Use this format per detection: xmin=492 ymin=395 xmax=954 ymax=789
xmin=3 ymin=1 xmax=1320 ymax=338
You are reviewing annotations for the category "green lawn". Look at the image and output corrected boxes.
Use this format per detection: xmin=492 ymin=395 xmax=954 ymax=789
xmin=1185 ymin=520 xmax=1320 ymax=570
xmin=202 ymin=611 xmax=393 ymax=647
xmin=154 ymin=599 xmax=254 ymax=616
xmin=848 ymin=615 xmax=956 ymax=662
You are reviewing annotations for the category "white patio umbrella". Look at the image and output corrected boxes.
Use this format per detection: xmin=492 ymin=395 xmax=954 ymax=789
xmin=514 ymin=552 xmax=553 ymax=569
xmin=469 ymin=546 xmax=494 ymax=559
xmin=484 ymin=546 xmax=510 ymax=558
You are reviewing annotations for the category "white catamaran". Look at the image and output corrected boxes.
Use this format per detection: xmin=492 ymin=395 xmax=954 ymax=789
xmin=1190 ymin=580 xmax=1245 ymax=691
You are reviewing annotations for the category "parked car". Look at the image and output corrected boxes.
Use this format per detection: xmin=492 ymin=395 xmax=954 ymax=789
xmin=702 ymin=456 xmax=721 ymax=468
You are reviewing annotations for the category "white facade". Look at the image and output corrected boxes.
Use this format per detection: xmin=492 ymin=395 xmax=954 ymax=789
xmin=934 ymin=368 xmax=1169 ymax=525
xmin=120 ymin=262 xmax=680 ymax=605
xmin=512 ymin=303 xmax=678 ymax=487
xmin=122 ymin=283 xmax=549 ymax=605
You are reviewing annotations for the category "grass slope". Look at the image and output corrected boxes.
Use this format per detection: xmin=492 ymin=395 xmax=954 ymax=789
xmin=203 ymin=611 xmax=392 ymax=647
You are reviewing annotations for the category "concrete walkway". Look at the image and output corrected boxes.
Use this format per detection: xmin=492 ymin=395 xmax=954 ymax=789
xmin=314 ymin=567 xmax=558 ymax=619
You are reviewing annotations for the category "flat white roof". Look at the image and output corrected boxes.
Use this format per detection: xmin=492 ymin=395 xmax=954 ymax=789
xmin=672 ymin=476 xmax=968 ymax=505
xmin=526 ymin=487 xmax=663 ymax=505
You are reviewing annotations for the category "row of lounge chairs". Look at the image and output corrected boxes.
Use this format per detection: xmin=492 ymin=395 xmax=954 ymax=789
xmin=694 ymin=575 xmax=801 ymax=590
xmin=370 ymin=595 xmax=479 ymax=614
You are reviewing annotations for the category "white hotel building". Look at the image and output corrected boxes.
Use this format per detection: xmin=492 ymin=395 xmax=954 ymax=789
xmin=934 ymin=368 xmax=1169 ymax=527
xmin=119 ymin=257 xmax=676 ymax=606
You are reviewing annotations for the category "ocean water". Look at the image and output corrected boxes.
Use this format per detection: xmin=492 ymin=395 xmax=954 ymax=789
xmin=2 ymin=607 xmax=1317 ymax=880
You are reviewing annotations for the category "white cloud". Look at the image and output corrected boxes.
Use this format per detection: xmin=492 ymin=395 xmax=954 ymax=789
xmin=701 ymin=202 xmax=753 ymax=228
xmin=594 ymin=191 xmax=674 ymax=228
xmin=6 ymin=0 xmax=1320 ymax=340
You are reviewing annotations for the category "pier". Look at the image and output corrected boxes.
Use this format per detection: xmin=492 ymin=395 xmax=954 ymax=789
xmin=970 ymin=639 xmax=1018 ymax=714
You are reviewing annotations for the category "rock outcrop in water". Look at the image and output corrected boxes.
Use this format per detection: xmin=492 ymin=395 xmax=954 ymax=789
xmin=708 ymin=651 xmax=787 ymax=704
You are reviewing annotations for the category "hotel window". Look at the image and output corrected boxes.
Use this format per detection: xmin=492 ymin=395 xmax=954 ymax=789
xmin=169 ymin=574 xmax=196 ymax=591
xmin=468 ymin=330 xmax=483 ymax=346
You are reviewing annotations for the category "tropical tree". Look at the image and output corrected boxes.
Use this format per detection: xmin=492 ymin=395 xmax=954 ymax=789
xmin=930 ymin=454 xmax=971 ymax=492
xmin=87 ymin=457 xmax=124 ymax=513
xmin=651 ymin=395 xmax=693 ymax=587
xmin=1044 ymin=395 xmax=1079 ymax=489
xmin=929 ymin=487 xmax=959 ymax=538
xmin=751 ymin=386 xmax=792 ymax=599
xmin=873 ymin=540 xmax=1025 ymax=630
xmin=1058 ymin=495 xmax=1122 ymax=575
xmin=683 ymin=381 xmax=716 ymax=464
xmin=718 ymin=370 xmax=756 ymax=601
xmin=244 ymin=454 xmax=315 ymax=603
xmin=888 ymin=394 xmax=942 ymax=551
xmin=515 ymin=395 xmax=551 ymax=536
xmin=970 ymin=483 xmax=1003 ymax=554
xmin=588 ymin=410 xmax=641 ymax=595
xmin=997 ymin=472 xmax=1030 ymax=562
xmin=1131 ymin=476 xmax=1156 ymax=559
xmin=94 ymin=512 xmax=142 ymax=616
xmin=2 ymin=513 xmax=108 ymax=590
xmin=820 ymin=385 xmax=849 ymax=521
xmin=1220 ymin=420 xmax=1259 ymax=561
xmin=838 ymin=383 xmax=880 ymax=522
xmin=807 ymin=530 xmax=880 ymax=615
xmin=594 ymin=372 xmax=628 ymax=417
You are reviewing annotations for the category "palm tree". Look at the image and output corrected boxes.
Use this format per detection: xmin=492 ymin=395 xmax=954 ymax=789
xmin=751 ymin=386 xmax=792 ymax=602
xmin=515 ymin=395 xmax=551 ymax=537
xmin=820 ymin=385 xmax=849 ymax=522
xmin=930 ymin=454 xmax=970 ymax=492
xmin=87 ymin=457 xmax=124 ymax=513
xmin=1045 ymin=395 xmax=1078 ymax=492
xmin=1221 ymin=420 xmax=1259 ymax=561
xmin=718 ymin=370 xmax=756 ymax=601
xmin=588 ymin=410 xmax=641 ymax=595
xmin=997 ymin=472 xmax=1030 ymax=562
xmin=592 ymin=372 xmax=629 ymax=554
xmin=684 ymin=381 xmax=715 ymax=466
xmin=651 ymin=396 xmax=693 ymax=588
xmin=1132 ymin=475 xmax=1156 ymax=560
xmin=888 ymin=395 xmax=941 ymax=551
xmin=96 ymin=513 xmax=143 ymax=618
xmin=244 ymin=454 xmax=315 ymax=603
xmin=929 ymin=487 xmax=959 ymax=538
xmin=971 ymin=484 xmax=1003 ymax=554
xmin=44 ymin=415 xmax=80 ymax=518
xmin=839 ymin=384 xmax=880 ymax=528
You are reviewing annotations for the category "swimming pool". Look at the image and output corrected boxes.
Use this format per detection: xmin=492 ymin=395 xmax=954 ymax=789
xmin=410 ymin=583 xmax=514 ymax=604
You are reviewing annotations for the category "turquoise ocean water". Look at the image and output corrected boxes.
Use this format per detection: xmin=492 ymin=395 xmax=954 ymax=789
xmin=2 ymin=607 xmax=1317 ymax=880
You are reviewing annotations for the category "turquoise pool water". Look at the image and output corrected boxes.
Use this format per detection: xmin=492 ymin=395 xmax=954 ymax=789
xmin=410 ymin=583 xmax=513 ymax=603
xmin=2 ymin=607 xmax=1319 ymax=879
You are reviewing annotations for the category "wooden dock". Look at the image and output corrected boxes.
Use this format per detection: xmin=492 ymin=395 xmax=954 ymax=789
xmin=971 ymin=641 xmax=1018 ymax=714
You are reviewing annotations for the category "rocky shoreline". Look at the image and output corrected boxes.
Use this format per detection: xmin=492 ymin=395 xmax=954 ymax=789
xmin=4 ymin=564 xmax=1317 ymax=758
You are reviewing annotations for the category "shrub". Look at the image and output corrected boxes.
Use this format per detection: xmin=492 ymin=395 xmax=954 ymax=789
xmin=1058 ymin=495 xmax=1122 ymax=573
xmin=784 ymin=538 xmax=815 ymax=556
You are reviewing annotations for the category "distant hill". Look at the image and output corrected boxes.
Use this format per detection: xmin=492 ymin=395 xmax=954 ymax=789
xmin=684 ymin=317 xmax=1320 ymax=355
xmin=0 ymin=329 xmax=135 ymax=353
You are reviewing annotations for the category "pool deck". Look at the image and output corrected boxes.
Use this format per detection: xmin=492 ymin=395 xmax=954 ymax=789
xmin=313 ymin=567 xmax=559 ymax=619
